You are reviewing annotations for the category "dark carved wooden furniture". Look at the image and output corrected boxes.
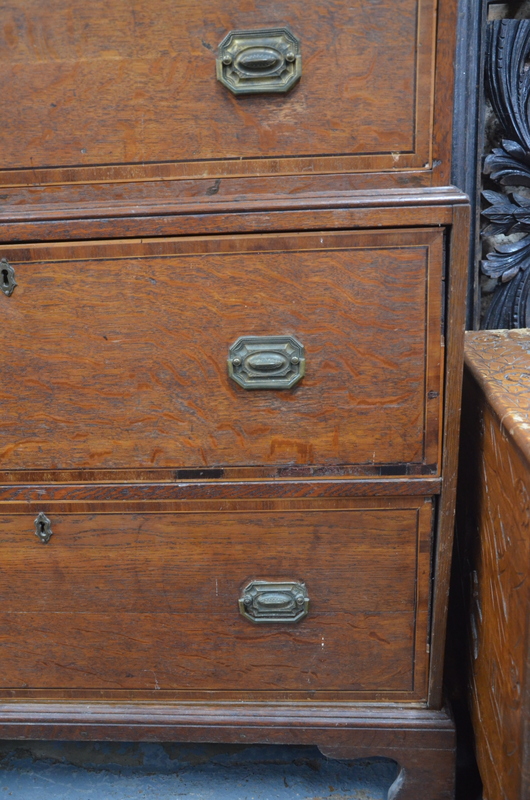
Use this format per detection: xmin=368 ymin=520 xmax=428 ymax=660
xmin=458 ymin=330 xmax=530 ymax=800
xmin=482 ymin=19 xmax=530 ymax=329
xmin=0 ymin=2 xmax=469 ymax=797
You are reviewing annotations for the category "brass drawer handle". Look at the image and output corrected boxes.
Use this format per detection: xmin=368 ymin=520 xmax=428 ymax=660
xmin=0 ymin=259 xmax=17 ymax=296
xmin=216 ymin=28 xmax=301 ymax=95
xmin=228 ymin=335 xmax=305 ymax=389
xmin=239 ymin=581 xmax=309 ymax=624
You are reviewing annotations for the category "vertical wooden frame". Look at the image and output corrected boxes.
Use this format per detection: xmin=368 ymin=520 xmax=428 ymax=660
xmin=428 ymin=202 xmax=470 ymax=705
xmin=452 ymin=0 xmax=488 ymax=329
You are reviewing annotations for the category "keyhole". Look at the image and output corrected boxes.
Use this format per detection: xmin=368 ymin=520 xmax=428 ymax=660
xmin=0 ymin=262 xmax=16 ymax=296
xmin=35 ymin=512 xmax=52 ymax=543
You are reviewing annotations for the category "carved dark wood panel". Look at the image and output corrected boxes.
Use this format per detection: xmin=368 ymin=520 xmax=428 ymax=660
xmin=482 ymin=19 xmax=530 ymax=327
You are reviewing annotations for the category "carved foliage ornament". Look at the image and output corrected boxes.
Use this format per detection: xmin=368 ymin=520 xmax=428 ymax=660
xmin=482 ymin=20 xmax=530 ymax=328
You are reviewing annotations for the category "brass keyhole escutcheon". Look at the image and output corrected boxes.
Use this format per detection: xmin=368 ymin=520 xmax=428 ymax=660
xmin=34 ymin=512 xmax=53 ymax=544
xmin=0 ymin=259 xmax=17 ymax=297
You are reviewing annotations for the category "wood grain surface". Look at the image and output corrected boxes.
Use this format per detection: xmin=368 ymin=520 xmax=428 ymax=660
xmin=0 ymin=477 xmax=442 ymax=498
xmin=0 ymin=493 xmax=432 ymax=516
xmin=0 ymin=509 xmax=424 ymax=613
xmin=465 ymin=329 xmax=530 ymax=466
xmin=0 ymin=185 xmax=465 ymax=246
xmin=427 ymin=203 xmax=470 ymax=706
xmin=0 ymin=612 xmax=415 ymax=692
xmin=0 ymin=183 xmax=467 ymax=226
xmin=0 ymin=228 xmax=443 ymax=473
xmin=456 ymin=330 xmax=530 ymax=800
xmin=0 ymin=502 xmax=432 ymax=697
xmin=0 ymin=0 xmax=440 ymax=184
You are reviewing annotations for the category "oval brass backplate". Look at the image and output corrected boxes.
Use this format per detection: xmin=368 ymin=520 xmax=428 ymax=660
xmin=216 ymin=28 xmax=301 ymax=95
xmin=239 ymin=580 xmax=309 ymax=624
xmin=228 ymin=335 xmax=305 ymax=389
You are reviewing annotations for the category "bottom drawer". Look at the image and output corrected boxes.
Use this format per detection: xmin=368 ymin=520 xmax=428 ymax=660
xmin=0 ymin=499 xmax=433 ymax=702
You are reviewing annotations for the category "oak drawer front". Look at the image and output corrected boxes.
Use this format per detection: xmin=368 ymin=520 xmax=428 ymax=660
xmin=0 ymin=228 xmax=443 ymax=475
xmin=0 ymin=0 xmax=439 ymax=185
xmin=0 ymin=500 xmax=432 ymax=697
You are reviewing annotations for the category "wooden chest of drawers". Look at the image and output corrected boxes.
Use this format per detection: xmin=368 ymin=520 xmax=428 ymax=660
xmin=0 ymin=1 xmax=468 ymax=797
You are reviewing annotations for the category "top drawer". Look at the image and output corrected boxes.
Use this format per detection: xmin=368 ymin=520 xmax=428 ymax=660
xmin=0 ymin=0 xmax=451 ymax=187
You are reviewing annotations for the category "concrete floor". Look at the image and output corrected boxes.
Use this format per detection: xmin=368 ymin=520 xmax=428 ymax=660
xmin=0 ymin=742 xmax=398 ymax=799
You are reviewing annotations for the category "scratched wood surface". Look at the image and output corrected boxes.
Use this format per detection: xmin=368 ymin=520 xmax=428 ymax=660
xmin=0 ymin=501 xmax=431 ymax=696
xmin=0 ymin=0 xmax=443 ymax=185
xmin=0 ymin=612 xmax=417 ymax=694
xmin=0 ymin=509 xmax=423 ymax=613
xmin=458 ymin=330 xmax=530 ymax=800
xmin=0 ymin=228 xmax=443 ymax=473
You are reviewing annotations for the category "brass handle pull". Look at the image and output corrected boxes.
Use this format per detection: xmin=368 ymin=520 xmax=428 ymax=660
xmin=0 ymin=259 xmax=17 ymax=296
xmin=239 ymin=581 xmax=309 ymax=624
xmin=216 ymin=28 xmax=301 ymax=95
xmin=228 ymin=335 xmax=305 ymax=389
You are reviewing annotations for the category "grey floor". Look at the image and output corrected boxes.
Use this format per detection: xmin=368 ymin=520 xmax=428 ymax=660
xmin=0 ymin=742 xmax=398 ymax=799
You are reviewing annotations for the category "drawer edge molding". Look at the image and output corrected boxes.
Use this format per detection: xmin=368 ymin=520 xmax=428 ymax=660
xmin=0 ymin=700 xmax=455 ymax=734
xmin=0 ymin=186 xmax=470 ymax=226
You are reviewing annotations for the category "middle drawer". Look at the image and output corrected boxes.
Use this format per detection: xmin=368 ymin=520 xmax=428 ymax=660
xmin=0 ymin=227 xmax=443 ymax=477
